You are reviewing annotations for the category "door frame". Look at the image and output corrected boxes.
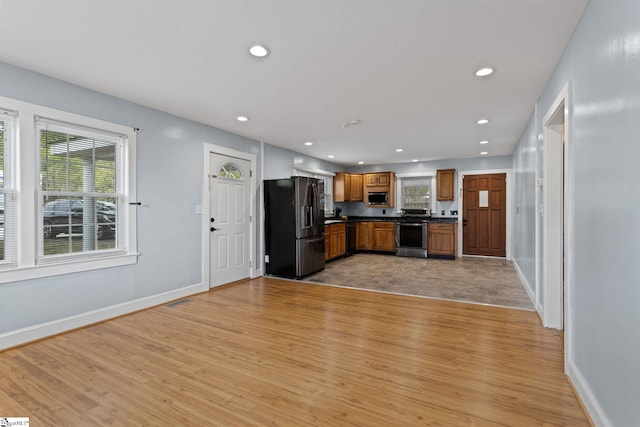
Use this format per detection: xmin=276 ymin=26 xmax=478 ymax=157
xmin=540 ymin=82 xmax=572 ymax=347
xmin=457 ymin=169 xmax=512 ymax=259
xmin=201 ymin=143 xmax=257 ymax=290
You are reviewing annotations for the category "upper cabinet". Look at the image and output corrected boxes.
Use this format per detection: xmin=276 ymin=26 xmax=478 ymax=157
xmin=334 ymin=171 xmax=395 ymax=207
xmin=436 ymin=169 xmax=455 ymax=201
xmin=350 ymin=173 xmax=363 ymax=201
xmin=334 ymin=172 xmax=363 ymax=202
xmin=364 ymin=172 xmax=395 ymax=208
xmin=365 ymin=172 xmax=393 ymax=187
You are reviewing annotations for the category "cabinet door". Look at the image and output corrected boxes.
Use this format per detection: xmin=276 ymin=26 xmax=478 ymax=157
xmin=377 ymin=173 xmax=390 ymax=186
xmin=437 ymin=169 xmax=455 ymax=201
xmin=356 ymin=222 xmax=372 ymax=250
xmin=350 ymin=174 xmax=363 ymax=201
xmin=331 ymin=223 xmax=346 ymax=258
xmin=335 ymin=225 xmax=346 ymax=256
xmin=365 ymin=173 xmax=379 ymax=186
xmin=372 ymin=222 xmax=396 ymax=252
xmin=333 ymin=172 xmax=347 ymax=202
xmin=325 ymin=225 xmax=331 ymax=259
xmin=428 ymin=223 xmax=456 ymax=256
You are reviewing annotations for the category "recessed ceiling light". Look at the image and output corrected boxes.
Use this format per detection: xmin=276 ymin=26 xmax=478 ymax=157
xmin=395 ymin=148 xmax=403 ymax=152
xmin=475 ymin=67 xmax=494 ymax=77
xmin=412 ymin=159 xmax=419 ymax=162
xmin=304 ymin=141 xmax=313 ymax=146
xmin=477 ymin=118 xmax=489 ymax=125
xmin=249 ymin=44 xmax=270 ymax=57
xmin=479 ymin=140 xmax=489 ymax=144
xmin=236 ymin=116 xmax=249 ymax=122
xmin=357 ymin=161 xmax=364 ymax=165
xmin=480 ymin=151 xmax=488 ymax=155
xmin=327 ymin=155 xmax=335 ymax=159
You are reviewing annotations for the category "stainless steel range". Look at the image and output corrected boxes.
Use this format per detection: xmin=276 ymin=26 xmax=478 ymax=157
xmin=395 ymin=209 xmax=429 ymax=258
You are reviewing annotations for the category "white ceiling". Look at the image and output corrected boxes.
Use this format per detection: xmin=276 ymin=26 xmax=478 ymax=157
xmin=0 ymin=0 xmax=588 ymax=166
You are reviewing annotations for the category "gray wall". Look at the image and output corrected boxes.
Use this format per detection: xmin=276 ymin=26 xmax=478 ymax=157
xmin=0 ymin=61 xmax=261 ymax=334
xmin=511 ymin=116 xmax=537 ymax=298
xmin=511 ymin=0 xmax=640 ymax=424
xmin=341 ymin=155 xmax=512 ymax=217
xmin=263 ymin=143 xmax=341 ymax=180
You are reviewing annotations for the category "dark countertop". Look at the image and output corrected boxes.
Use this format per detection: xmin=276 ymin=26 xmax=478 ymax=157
xmin=325 ymin=216 xmax=458 ymax=224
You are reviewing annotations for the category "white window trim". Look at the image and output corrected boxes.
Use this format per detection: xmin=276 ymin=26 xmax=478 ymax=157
xmin=395 ymin=172 xmax=436 ymax=214
xmin=0 ymin=95 xmax=138 ymax=285
xmin=0 ymin=109 xmax=19 ymax=269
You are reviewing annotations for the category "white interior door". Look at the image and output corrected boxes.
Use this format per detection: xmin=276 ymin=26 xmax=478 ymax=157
xmin=209 ymin=153 xmax=251 ymax=287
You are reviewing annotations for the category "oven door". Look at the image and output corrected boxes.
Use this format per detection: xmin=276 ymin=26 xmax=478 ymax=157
xmin=395 ymin=222 xmax=428 ymax=258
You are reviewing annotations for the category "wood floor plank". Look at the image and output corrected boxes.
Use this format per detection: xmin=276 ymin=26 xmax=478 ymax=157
xmin=0 ymin=277 xmax=589 ymax=426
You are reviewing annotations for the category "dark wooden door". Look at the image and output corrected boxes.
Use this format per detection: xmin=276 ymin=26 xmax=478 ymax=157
xmin=462 ymin=173 xmax=506 ymax=257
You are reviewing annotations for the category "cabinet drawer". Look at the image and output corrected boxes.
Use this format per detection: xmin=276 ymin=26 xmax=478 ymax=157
xmin=429 ymin=223 xmax=455 ymax=231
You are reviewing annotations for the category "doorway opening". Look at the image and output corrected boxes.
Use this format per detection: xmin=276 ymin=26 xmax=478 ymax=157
xmin=541 ymin=82 xmax=572 ymax=366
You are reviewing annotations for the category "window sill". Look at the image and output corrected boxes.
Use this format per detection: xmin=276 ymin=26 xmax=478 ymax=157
xmin=0 ymin=253 xmax=139 ymax=285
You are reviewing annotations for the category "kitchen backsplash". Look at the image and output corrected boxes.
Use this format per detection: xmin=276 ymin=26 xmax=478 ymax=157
xmin=336 ymin=200 xmax=460 ymax=218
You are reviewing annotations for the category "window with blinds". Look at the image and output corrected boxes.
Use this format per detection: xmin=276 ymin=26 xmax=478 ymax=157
xmin=37 ymin=118 xmax=126 ymax=262
xmin=401 ymin=177 xmax=432 ymax=210
xmin=0 ymin=96 xmax=137 ymax=283
xmin=0 ymin=110 xmax=17 ymax=268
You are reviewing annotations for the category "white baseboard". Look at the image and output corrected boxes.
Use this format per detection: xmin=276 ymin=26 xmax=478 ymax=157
xmin=567 ymin=359 xmax=612 ymax=427
xmin=512 ymin=259 xmax=535 ymax=307
xmin=0 ymin=283 xmax=204 ymax=350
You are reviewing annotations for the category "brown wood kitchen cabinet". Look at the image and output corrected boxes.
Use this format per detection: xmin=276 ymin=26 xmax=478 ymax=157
xmin=325 ymin=222 xmax=346 ymax=260
xmin=364 ymin=172 xmax=395 ymax=208
xmin=372 ymin=222 xmax=396 ymax=252
xmin=436 ymin=169 xmax=455 ymax=201
xmin=365 ymin=172 xmax=393 ymax=187
xmin=428 ymin=222 xmax=456 ymax=259
xmin=357 ymin=221 xmax=395 ymax=253
xmin=356 ymin=221 xmax=372 ymax=250
xmin=334 ymin=172 xmax=363 ymax=202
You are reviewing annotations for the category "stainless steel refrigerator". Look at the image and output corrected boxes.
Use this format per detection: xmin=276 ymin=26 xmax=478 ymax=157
xmin=264 ymin=177 xmax=325 ymax=278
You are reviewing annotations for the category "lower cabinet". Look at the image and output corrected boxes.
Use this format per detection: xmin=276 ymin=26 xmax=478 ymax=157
xmin=356 ymin=222 xmax=372 ymax=250
xmin=428 ymin=223 xmax=457 ymax=259
xmin=325 ymin=223 xmax=346 ymax=261
xmin=357 ymin=221 xmax=395 ymax=253
xmin=372 ymin=222 xmax=396 ymax=252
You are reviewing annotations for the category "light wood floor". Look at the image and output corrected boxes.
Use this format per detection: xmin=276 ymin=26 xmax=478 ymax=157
xmin=0 ymin=277 xmax=589 ymax=426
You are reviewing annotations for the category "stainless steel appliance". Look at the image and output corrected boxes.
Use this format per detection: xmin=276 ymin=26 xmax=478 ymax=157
xmin=264 ymin=177 xmax=325 ymax=278
xmin=367 ymin=191 xmax=388 ymax=206
xmin=395 ymin=208 xmax=429 ymax=258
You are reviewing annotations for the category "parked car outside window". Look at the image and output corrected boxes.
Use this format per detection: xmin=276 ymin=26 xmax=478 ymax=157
xmin=42 ymin=198 xmax=116 ymax=240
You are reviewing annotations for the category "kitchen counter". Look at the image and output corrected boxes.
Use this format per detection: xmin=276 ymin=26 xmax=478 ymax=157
xmin=325 ymin=216 xmax=458 ymax=224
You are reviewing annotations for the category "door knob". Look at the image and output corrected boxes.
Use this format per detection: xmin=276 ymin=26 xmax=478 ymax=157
xmin=210 ymin=226 xmax=217 ymax=232
xmin=463 ymin=219 xmax=468 ymax=226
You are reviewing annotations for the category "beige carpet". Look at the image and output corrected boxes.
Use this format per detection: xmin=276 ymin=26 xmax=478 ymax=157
xmin=305 ymin=253 xmax=534 ymax=309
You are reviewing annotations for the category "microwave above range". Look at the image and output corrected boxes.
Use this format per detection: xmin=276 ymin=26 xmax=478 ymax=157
xmin=367 ymin=191 xmax=388 ymax=206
